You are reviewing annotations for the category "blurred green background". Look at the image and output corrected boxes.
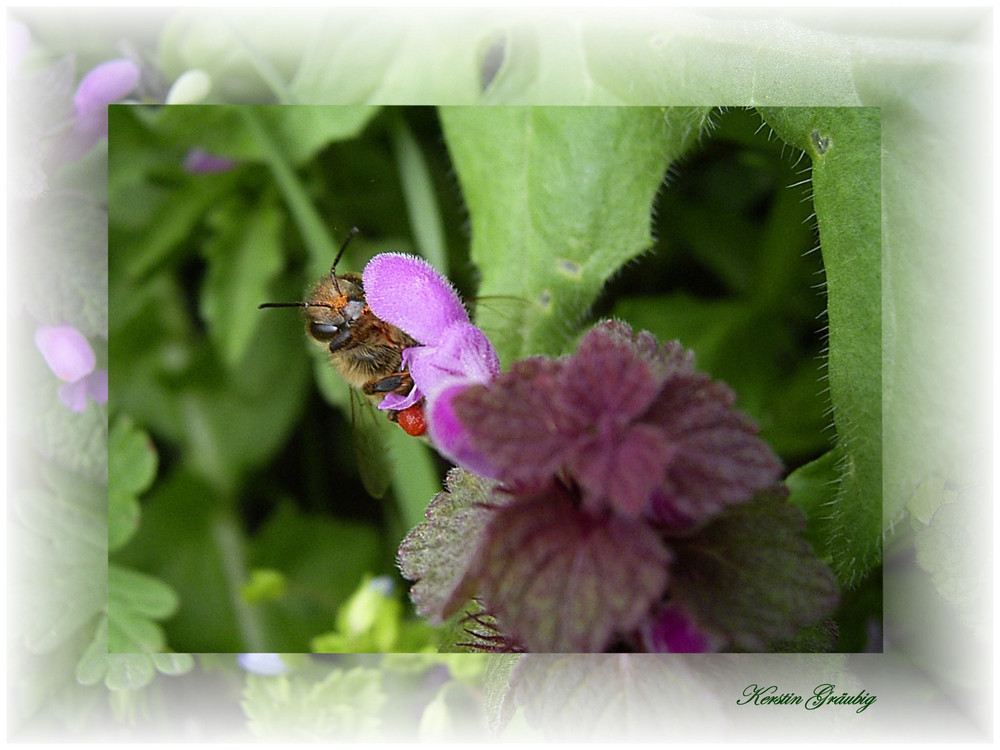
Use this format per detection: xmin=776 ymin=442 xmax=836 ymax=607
xmin=109 ymin=105 xmax=858 ymax=653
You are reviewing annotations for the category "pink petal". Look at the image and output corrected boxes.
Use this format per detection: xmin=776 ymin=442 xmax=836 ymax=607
xmin=57 ymin=380 xmax=89 ymax=412
xmin=641 ymin=605 xmax=721 ymax=653
xmin=85 ymin=368 xmax=109 ymax=403
xmin=408 ymin=322 xmax=499 ymax=398
xmin=363 ymin=253 xmax=469 ymax=345
xmin=427 ymin=383 xmax=501 ymax=478
xmin=73 ymin=59 xmax=140 ymax=117
xmin=34 ymin=325 xmax=96 ymax=382
xmin=183 ymin=148 xmax=238 ymax=174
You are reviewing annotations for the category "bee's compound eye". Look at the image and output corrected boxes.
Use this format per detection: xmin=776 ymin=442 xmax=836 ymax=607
xmin=309 ymin=322 xmax=341 ymax=341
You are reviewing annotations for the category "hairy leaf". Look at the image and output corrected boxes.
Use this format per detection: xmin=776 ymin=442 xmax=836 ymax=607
xmin=473 ymin=492 xmax=670 ymax=652
xmin=759 ymin=107 xmax=882 ymax=587
xmin=397 ymin=468 xmax=498 ymax=622
xmin=670 ymin=494 xmax=839 ymax=650
xmin=440 ymin=106 xmax=711 ymax=362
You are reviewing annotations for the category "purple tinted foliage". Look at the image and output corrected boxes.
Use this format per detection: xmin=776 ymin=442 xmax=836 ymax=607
xmin=397 ymin=320 xmax=837 ymax=653
xmin=470 ymin=486 xmax=672 ymax=652
xmin=453 ymin=321 xmax=782 ymax=523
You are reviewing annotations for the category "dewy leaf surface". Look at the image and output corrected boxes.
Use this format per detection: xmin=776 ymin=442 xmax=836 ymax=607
xmin=760 ymin=108 xmax=881 ymax=587
xmin=439 ymin=106 xmax=711 ymax=362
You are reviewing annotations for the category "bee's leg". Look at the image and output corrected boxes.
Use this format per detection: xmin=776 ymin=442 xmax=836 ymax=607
xmin=326 ymin=328 xmax=353 ymax=353
xmin=363 ymin=371 xmax=414 ymax=397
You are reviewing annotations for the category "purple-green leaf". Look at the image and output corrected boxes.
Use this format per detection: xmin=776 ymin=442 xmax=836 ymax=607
xmin=397 ymin=468 xmax=499 ymax=622
xmin=472 ymin=487 xmax=670 ymax=652
xmin=669 ymin=493 xmax=839 ymax=650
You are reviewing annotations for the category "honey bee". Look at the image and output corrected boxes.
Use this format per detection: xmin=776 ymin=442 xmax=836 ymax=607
xmin=259 ymin=227 xmax=427 ymax=495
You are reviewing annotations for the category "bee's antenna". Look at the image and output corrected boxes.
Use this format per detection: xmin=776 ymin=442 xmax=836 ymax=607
xmin=330 ymin=226 xmax=360 ymax=296
xmin=260 ymin=227 xmax=359 ymax=310
xmin=258 ymin=301 xmax=308 ymax=309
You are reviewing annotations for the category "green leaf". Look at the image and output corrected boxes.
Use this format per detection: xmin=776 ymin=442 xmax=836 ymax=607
xmin=150 ymin=652 xmax=196 ymax=676
xmin=104 ymin=654 xmax=157 ymax=691
xmin=439 ymin=106 xmax=711 ymax=362
xmin=108 ymin=414 xmax=158 ymax=551
xmin=397 ymin=469 xmax=497 ymax=624
xmin=310 ymin=575 xmax=406 ymax=653
xmin=759 ymin=107 xmax=882 ymax=587
xmin=388 ymin=110 xmax=449 ymax=273
xmin=14 ymin=479 xmax=106 ymax=655
xmin=17 ymin=191 xmax=108 ymax=337
xmin=386 ymin=420 xmax=442 ymax=532
xmin=109 ymin=563 xmax=179 ymax=621
xmin=245 ymin=502 xmax=386 ymax=651
xmin=670 ymin=494 xmax=839 ymax=650
xmin=109 ymin=471 xmax=247 ymax=652
xmin=241 ymin=568 xmax=289 ymax=604
xmin=76 ymin=616 xmax=110 ymax=686
xmin=241 ymin=667 xmax=386 ymax=740
xmin=108 ymin=494 xmax=141 ymax=554
xmin=483 ymin=654 xmax=523 ymax=735
xmin=504 ymin=654 xmax=725 ymax=740
xmin=201 ymin=197 xmax=286 ymax=367
xmin=147 ymin=105 xmax=378 ymax=163
xmin=107 ymin=607 xmax=167 ymax=653
xmin=287 ymin=13 xmax=490 ymax=102
xmin=784 ymin=449 xmax=842 ymax=563
xmin=579 ymin=23 xmax=863 ymax=105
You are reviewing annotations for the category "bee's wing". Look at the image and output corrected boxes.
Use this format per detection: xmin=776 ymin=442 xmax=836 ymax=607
xmin=350 ymin=389 xmax=393 ymax=499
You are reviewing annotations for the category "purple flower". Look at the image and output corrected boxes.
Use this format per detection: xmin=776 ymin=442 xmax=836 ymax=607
xmin=34 ymin=325 xmax=107 ymax=412
xmin=362 ymin=253 xmax=500 ymax=463
xmin=638 ymin=605 xmax=723 ymax=653
xmin=35 ymin=325 xmax=95 ymax=382
xmin=58 ymin=369 xmax=108 ymax=413
xmin=69 ymin=58 xmax=140 ymax=156
xmin=183 ymin=148 xmax=238 ymax=174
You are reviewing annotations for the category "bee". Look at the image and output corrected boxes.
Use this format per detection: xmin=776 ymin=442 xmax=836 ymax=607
xmin=259 ymin=228 xmax=427 ymax=494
